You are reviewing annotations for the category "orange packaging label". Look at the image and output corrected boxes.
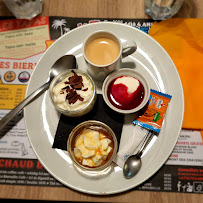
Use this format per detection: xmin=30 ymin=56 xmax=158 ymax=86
xmin=133 ymin=89 xmax=172 ymax=133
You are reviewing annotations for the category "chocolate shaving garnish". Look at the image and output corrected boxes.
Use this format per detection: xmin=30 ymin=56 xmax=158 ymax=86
xmin=69 ymin=94 xmax=79 ymax=104
xmin=82 ymin=88 xmax=88 ymax=91
xmin=61 ymin=70 xmax=87 ymax=105
xmin=69 ymin=75 xmax=83 ymax=87
xmin=66 ymin=89 xmax=76 ymax=100
xmin=62 ymin=85 xmax=70 ymax=90
xmin=65 ymin=86 xmax=71 ymax=93
xmin=78 ymin=95 xmax=84 ymax=101
xmin=72 ymin=70 xmax=76 ymax=74
xmin=73 ymin=83 xmax=83 ymax=90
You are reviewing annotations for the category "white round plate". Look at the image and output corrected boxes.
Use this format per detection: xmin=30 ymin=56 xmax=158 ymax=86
xmin=24 ymin=22 xmax=184 ymax=195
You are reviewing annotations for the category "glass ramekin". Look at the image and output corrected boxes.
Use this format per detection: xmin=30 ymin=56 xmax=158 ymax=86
xmin=67 ymin=120 xmax=118 ymax=172
xmin=49 ymin=69 xmax=97 ymax=117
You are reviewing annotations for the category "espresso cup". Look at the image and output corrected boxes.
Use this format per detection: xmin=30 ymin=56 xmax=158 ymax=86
xmin=83 ymin=31 xmax=137 ymax=80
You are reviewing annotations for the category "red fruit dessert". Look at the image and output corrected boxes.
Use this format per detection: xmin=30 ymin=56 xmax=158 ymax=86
xmin=107 ymin=76 xmax=145 ymax=110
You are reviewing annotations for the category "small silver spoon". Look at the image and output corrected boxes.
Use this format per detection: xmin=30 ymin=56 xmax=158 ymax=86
xmin=0 ymin=55 xmax=77 ymax=132
xmin=123 ymin=131 xmax=154 ymax=179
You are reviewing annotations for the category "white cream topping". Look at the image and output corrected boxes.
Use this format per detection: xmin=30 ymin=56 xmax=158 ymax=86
xmin=52 ymin=72 xmax=93 ymax=111
xmin=73 ymin=129 xmax=112 ymax=167
xmin=114 ymin=76 xmax=139 ymax=94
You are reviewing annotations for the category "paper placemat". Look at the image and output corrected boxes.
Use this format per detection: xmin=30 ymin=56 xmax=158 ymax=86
xmin=0 ymin=16 xmax=202 ymax=194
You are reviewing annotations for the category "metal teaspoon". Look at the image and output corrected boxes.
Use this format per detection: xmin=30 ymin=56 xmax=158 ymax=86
xmin=123 ymin=131 xmax=154 ymax=179
xmin=0 ymin=55 xmax=77 ymax=132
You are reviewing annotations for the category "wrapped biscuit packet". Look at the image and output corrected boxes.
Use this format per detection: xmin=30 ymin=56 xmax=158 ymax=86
xmin=114 ymin=89 xmax=172 ymax=168
xmin=133 ymin=89 xmax=172 ymax=133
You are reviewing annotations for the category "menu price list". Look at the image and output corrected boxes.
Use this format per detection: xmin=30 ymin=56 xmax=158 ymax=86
xmin=137 ymin=165 xmax=203 ymax=193
xmin=0 ymin=158 xmax=62 ymax=187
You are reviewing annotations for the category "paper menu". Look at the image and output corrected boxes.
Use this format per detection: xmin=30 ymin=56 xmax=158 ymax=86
xmin=0 ymin=16 xmax=51 ymax=159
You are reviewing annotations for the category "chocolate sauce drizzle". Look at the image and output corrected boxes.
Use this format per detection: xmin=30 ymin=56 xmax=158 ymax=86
xmin=60 ymin=70 xmax=88 ymax=104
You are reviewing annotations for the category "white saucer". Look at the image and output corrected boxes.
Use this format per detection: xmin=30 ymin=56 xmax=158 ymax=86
xmin=24 ymin=22 xmax=184 ymax=195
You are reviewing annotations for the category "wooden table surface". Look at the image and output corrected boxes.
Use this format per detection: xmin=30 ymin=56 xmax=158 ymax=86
xmin=0 ymin=0 xmax=203 ymax=202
